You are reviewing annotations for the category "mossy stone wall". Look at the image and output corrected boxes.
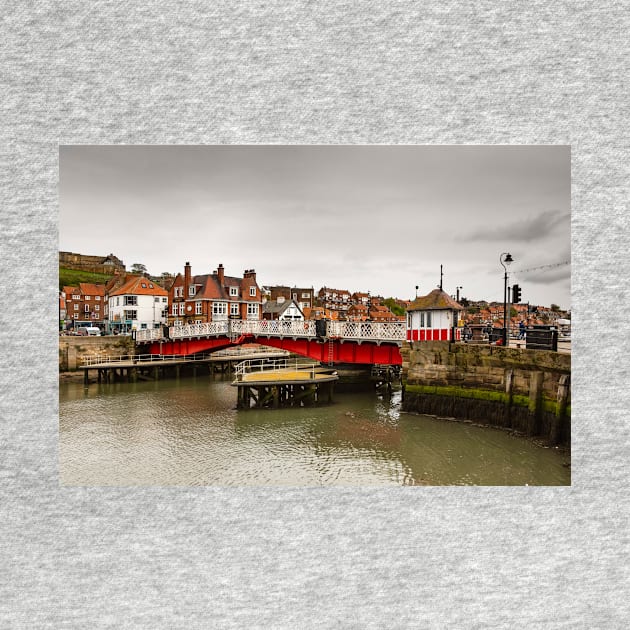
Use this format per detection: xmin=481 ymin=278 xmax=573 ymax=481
xmin=401 ymin=341 xmax=571 ymax=445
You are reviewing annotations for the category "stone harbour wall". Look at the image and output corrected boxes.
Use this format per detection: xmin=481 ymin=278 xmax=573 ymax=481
xmin=401 ymin=341 xmax=571 ymax=446
xmin=59 ymin=336 xmax=135 ymax=372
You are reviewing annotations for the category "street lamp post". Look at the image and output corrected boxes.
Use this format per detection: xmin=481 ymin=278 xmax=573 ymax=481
xmin=499 ymin=252 xmax=513 ymax=345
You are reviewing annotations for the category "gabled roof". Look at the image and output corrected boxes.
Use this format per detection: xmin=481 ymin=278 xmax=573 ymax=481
xmin=187 ymin=272 xmax=259 ymax=301
xmin=109 ymin=275 xmax=168 ymax=296
xmin=263 ymin=299 xmax=303 ymax=316
xmin=407 ymin=288 xmax=462 ymax=312
xmin=78 ymin=282 xmax=105 ymax=296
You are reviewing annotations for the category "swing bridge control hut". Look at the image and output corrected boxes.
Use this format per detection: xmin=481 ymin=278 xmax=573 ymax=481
xmin=406 ymin=289 xmax=463 ymax=342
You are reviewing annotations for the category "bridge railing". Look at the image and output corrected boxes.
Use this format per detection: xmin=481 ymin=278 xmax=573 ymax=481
xmin=169 ymin=321 xmax=230 ymax=339
xmin=135 ymin=328 xmax=163 ymax=342
xmin=139 ymin=319 xmax=405 ymax=343
xmin=327 ymin=321 xmax=406 ymax=342
xmin=231 ymin=319 xmax=317 ymax=338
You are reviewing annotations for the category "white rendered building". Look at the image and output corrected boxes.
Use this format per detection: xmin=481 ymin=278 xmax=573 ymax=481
xmin=107 ymin=275 xmax=169 ymax=332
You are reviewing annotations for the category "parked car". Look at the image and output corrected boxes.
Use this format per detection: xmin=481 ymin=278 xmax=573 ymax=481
xmin=76 ymin=326 xmax=101 ymax=336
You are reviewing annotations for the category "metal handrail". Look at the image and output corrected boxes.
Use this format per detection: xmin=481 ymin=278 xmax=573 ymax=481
xmin=81 ymin=353 xmax=211 ymax=366
xmin=234 ymin=357 xmax=320 ymax=380
xmin=162 ymin=319 xmax=405 ymax=343
xmin=80 ymin=348 xmax=292 ymax=367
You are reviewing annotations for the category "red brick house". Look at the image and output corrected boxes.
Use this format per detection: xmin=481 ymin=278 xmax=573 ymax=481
xmin=168 ymin=262 xmax=262 ymax=326
xmin=62 ymin=282 xmax=106 ymax=328
xmin=368 ymin=304 xmax=399 ymax=322
xmin=347 ymin=303 xmax=369 ymax=321
xmin=317 ymin=287 xmax=352 ymax=319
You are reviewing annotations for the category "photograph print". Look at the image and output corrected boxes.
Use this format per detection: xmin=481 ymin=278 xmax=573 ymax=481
xmin=58 ymin=145 xmax=571 ymax=486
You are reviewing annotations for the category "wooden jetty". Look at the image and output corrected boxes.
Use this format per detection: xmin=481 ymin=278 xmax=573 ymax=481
xmin=78 ymin=349 xmax=290 ymax=385
xmin=232 ymin=358 xmax=339 ymax=409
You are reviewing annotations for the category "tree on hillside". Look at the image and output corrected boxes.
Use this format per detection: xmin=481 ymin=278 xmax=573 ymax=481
xmin=383 ymin=298 xmax=405 ymax=317
xmin=131 ymin=263 xmax=147 ymax=275
xmin=550 ymin=303 xmax=560 ymax=312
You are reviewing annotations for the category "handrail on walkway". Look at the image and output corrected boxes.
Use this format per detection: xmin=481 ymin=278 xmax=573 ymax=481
xmin=234 ymin=357 xmax=321 ymax=381
xmin=80 ymin=347 xmax=292 ymax=367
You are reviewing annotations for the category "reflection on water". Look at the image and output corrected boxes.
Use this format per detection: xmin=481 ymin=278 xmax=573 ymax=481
xmin=59 ymin=376 xmax=570 ymax=486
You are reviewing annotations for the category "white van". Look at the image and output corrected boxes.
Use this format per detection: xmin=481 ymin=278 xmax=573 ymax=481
xmin=76 ymin=326 xmax=101 ymax=336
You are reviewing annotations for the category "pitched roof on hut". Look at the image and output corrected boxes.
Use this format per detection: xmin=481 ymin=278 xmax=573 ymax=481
xmin=406 ymin=288 xmax=462 ymax=312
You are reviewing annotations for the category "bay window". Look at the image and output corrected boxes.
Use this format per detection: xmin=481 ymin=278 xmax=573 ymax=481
xmin=212 ymin=302 xmax=228 ymax=320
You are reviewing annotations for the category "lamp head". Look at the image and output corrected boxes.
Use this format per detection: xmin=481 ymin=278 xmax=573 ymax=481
xmin=504 ymin=253 xmax=513 ymax=266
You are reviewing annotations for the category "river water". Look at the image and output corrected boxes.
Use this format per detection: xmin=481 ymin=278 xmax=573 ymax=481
xmin=59 ymin=376 xmax=570 ymax=486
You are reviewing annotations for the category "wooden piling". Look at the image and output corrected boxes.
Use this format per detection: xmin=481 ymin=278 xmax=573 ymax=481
xmin=550 ymin=374 xmax=570 ymax=445
xmin=527 ymin=371 xmax=544 ymax=436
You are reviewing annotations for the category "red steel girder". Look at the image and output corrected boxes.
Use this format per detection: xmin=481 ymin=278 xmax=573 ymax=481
xmin=147 ymin=335 xmax=402 ymax=365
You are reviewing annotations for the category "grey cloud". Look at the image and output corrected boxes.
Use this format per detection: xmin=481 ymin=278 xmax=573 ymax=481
xmin=466 ymin=210 xmax=570 ymax=243
xmin=514 ymin=264 xmax=571 ymax=285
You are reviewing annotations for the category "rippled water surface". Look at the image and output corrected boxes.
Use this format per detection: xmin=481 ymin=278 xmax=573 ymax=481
xmin=59 ymin=377 xmax=570 ymax=486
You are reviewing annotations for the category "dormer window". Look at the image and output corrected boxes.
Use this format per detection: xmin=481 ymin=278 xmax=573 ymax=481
xmin=189 ymin=285 xmax=195 ymax=296
xmin=141 ymin=283 xmax=146 ymax=288
xmin=230 ymin=287 xmax=238 ymax=297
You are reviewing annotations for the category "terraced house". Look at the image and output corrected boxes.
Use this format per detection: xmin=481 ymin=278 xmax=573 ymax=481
xmin=62 ymin=282 xmax=106 ymax=327
xmin=167 ymin=262 xmax=262 ymax=327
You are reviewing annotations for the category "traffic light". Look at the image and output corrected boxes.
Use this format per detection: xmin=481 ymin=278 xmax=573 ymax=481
xmin=512 ymin=284 xmax=522 ymax=303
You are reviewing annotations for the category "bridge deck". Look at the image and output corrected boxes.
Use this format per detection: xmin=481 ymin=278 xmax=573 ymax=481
xmin=237 ymin=369 xmax=338 ymax=386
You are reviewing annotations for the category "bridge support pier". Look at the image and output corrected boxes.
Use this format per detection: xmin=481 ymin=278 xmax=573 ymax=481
xmin=235 ymin=380 xmax=336 ymax=410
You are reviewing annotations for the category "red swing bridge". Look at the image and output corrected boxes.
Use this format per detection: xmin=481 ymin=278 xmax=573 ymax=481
xmin=136 ymin=319 xmax=404 ymax=366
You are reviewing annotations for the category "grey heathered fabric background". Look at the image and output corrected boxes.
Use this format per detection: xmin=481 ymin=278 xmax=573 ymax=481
xmin=1 ymin=2 xmax=628 ymax=628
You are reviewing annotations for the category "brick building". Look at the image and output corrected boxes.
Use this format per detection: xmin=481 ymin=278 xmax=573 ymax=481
xmin=168 ymin=262 xmax=262 ymax=326
xmin=62 ymin=282 xmax=106 ymax=328
xmin=267 ymin=286 xmax=314 ymax=311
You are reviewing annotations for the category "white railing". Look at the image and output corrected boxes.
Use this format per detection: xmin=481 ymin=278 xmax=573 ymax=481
xmin=139 ymin=319 xmax=405 ymax=343
xmin=81 ymin=353 xmax=203 ymax=366
xmin=234 ymin=357 xmax=320 ymax=380
xmin=80 ymin=348 xmax=290 ymax=367
xmin=170 ymin=320 xmax=230 ymax=339
xmin=327 ymin=321 xmax=406 ymax=342
xmin=231 ymin=319 xmax=317 ymax=338
xmin=135 ymin=328 xmax=164 ymax=342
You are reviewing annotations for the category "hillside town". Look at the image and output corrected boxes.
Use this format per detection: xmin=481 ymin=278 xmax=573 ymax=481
xmin=59 ymin=250 xmax=571 ymax=338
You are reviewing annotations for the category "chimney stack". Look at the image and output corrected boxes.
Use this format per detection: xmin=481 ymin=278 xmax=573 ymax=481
xmin=217 ymin=263 xmax=225 ymax=285
xmin=184 ymin=262 xmax=191 ymax=294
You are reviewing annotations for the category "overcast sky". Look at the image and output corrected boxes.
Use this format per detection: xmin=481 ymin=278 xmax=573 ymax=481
xmin=59 ymin=145 xmax=571 ymax=310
